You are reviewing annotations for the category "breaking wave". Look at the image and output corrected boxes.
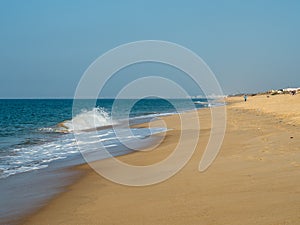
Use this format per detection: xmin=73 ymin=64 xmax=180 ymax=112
xmin=58 ymin=108 xmax=114 ymax=132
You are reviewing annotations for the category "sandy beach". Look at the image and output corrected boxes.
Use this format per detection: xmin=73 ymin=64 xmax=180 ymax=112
xmin=23 ymin=94 xmax=300 ymax=225
xmin=227 ymin=94 xmax=300 ymax=125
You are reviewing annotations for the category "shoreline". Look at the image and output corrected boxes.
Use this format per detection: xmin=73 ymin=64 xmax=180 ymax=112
xmin=21 ymin=95 xmax=300 ymax=224
xmin=0 ymin=157 xmax=86 ymax=225
xmin=20 ymin=109 xmax=208 ymax=224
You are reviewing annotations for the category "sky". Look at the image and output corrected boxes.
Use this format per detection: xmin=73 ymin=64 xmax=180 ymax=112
xmin=0 ymin=0 xmax=299 ymax=98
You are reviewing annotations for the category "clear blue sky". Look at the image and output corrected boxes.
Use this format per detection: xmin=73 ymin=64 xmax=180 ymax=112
xmin=0 ymin=0 xmax=299 ymax=98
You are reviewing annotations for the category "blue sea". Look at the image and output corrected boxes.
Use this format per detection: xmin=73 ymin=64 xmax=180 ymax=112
xmin=0 ymin=98 xmax=213 ymax=224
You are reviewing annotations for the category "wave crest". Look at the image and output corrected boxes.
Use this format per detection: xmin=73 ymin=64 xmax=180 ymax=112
xmin=59 ymin=108 xmax=114 ymax=132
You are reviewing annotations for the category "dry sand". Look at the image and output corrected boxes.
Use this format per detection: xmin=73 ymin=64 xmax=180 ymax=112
xmin=23 ymin=94 xmax=300 ymax=225
xmin=227 ymin=94 xmax=300 ymax=125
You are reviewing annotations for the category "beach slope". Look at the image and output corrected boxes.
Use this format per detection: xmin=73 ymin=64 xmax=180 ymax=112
xmin=24 ymin=94 xmax=300 ymax=225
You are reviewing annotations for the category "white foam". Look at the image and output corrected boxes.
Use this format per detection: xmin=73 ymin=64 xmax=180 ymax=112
xmin=0 ymin=110 xmax=169 ymax=179
xmin=61 ymin=108 xmax=114 ymax=132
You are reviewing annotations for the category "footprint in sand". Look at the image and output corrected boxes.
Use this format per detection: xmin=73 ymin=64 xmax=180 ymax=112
xmin=290 ymin=162 xmax=300 ymax=167
xmin=247 ymin=156 xmax=264 ymax=161
xmin=261 ymin=148 xmax=270 ymax=154
xmin=262 ymin=137 xmax=269 ymax=142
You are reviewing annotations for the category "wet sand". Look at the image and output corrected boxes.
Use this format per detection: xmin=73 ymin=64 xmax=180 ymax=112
xmin=23 ymin=94 xmax=300 ymax=225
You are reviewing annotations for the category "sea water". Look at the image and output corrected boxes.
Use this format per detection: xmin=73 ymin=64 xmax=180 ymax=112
xmin=0 ymin=98 xmax=213 ymax=223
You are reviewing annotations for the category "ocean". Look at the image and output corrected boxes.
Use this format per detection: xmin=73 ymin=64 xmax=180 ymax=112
xmin=0 ymin=98 xmax=212 ymax=223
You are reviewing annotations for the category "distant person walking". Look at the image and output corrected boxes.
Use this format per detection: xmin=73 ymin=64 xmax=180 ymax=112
xmin=244 ymin=95 xmax=248 ymax=102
